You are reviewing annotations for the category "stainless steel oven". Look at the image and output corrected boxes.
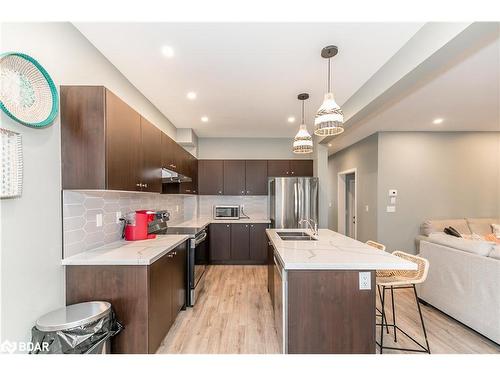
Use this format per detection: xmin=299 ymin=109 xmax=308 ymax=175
xmin=213 ymin=205 xmax=240 ymax=220
xmin=190 ymin=229 xmax=208 ymax=306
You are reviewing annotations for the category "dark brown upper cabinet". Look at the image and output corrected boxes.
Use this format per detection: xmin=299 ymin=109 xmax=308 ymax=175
xmin=290 ymin=160 xmax=314 ymax=177
xmin=268 ymin=160 xmax=313 ymax=177
xmin=198 ymin=160 xmax=224 ymax=195
xmin=61 ymin=86 xmax=161 ymax=192
xmin=161 ymin=133 xmax=178 ymax=172
xmin=223 ymin=160 xmax=246 ymax=195
xmin=267 ymin=160 xmax=292 ymax=177
xmin=245 ymin=160 xmax=268 ymax=195
xmin=140 ymin=117 xmax=162 ymax=193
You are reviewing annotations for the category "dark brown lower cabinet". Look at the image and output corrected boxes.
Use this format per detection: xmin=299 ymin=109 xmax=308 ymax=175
xmin=209 ymin=223 xmax=268 ymax=264
xmin=209 ymin=223 xmax=231 ymax=262
xmin=66 ymin=241 xmax=187 ymax=354
xmin=267 ymin=240 xmax=376 ymax=354
xmin=267 ymin=241 xmax=274 ymax=304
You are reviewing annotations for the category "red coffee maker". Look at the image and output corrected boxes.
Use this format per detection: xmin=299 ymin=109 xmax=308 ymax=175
xmin=123 ymin=210 xmax=157 ymax=241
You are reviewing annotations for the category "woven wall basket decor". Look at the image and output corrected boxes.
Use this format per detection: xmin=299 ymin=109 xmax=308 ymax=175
xmin=0 ymin=52 xmax=58 ymax=128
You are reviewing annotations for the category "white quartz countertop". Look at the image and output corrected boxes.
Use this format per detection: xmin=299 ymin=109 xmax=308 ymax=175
xmin=170 ymin=217 xmax=270 ymax=228
xmin=61 ymin=235 xmax=190 ymax=266
xmin=267 ymin=229 xmax=417 ymax=271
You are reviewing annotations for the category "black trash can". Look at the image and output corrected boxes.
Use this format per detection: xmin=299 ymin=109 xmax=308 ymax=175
xmin=31 ymin=301 xmax=122 ymax=354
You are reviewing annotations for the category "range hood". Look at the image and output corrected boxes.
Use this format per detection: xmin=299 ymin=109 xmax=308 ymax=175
xmin=161 ymin=167 xmax=192 ymax=183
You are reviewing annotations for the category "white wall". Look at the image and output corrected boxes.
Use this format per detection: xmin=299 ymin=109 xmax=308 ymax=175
xmin=0 ymin=22 xmax=177 ymax=348
xmin=328 ymin=134 xmax=379 ymax=242
xmin=377 ymin=131 xmax=500 ymax=253
xmin=198 ymin=137 xmax=313 ymax=159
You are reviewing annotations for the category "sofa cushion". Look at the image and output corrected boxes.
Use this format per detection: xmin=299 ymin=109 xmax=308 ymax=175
xmin=489 ymin=246 xmax=500 ymax=260
xmin=428 ymin=232 xmax=494 ymax=257
xmin=466 ymin=218 xmax=500 ymax=236
xmin=420 ymin=219 xmax=471 ymax=236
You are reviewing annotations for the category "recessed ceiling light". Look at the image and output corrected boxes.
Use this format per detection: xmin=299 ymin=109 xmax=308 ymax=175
xmin=186 ymin=92 xmax=197 ymax=100
xmin=161 ymin=45 xmax=174 ymax=58
xmin=433 ymin=118 xmax=444 ymax=124
xmin=287 ymin=116 xmax=296 ymax=123
xmin=201 ymin=116 xmax=209 ymax=123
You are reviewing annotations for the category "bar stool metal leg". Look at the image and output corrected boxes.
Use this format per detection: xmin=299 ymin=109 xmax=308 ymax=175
xmin=413 ymin=284 xmax=431 ymax=354
xmin=390 ymin=286 xmax=397 ymax=342
xmin=379 ymin=286 xmax=386 ymax=354
xmin=378 ymin=285 xmax=389 ymax=334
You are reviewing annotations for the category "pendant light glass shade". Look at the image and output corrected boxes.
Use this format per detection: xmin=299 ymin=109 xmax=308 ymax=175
xmin=293 ymin=123 xmax=313 ymax=154
xmin=314 ymin=92 xmax=344 ymax=136
xmin=314 ymin=45 xmax=344 ymax=136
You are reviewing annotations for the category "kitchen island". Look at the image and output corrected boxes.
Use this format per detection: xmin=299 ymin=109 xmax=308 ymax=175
xmin=266 ymin=228 xmax=416 ymax=354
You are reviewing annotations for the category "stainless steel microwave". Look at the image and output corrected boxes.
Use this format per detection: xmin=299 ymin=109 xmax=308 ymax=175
xmin=213 ymin=205 xmax=240 ymax=220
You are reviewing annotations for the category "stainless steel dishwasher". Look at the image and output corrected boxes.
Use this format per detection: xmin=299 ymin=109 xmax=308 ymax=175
xmin=273 ymin=254 xmax=285 ymax=353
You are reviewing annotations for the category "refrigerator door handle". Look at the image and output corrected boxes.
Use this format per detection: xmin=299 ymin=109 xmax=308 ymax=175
xmin=294 ymin=180 xmax=299 ymax=225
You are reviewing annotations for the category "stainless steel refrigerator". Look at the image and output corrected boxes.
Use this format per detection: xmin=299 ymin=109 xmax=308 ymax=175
xmin=268 ymin=177 xmax=319 ymax=229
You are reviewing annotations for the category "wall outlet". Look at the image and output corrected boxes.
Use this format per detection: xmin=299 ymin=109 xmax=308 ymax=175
xmin=96 ymin=213 xmax=103 ymax=227
xmin=175 ymin=205 xmax=179 ymax=213
xmin=359 ymin=272 xmax=371 ymax=290
xmin=365 ymin=205 xmax=369 ymax=212
xmin=116 ymin=211 xmax=122 ymax=224
xmin=386 ymin=205 xmax=396 ymax=213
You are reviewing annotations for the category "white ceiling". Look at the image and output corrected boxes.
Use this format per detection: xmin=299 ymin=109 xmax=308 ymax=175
xmin=75 ymin=22 xmax=423 ymax=138
xmin=326 ymin=29 xmax=500 ymax=154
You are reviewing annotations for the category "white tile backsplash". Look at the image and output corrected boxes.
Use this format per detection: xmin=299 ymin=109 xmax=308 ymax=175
xmin=62 ymin=191 xmax=268 ymax=258
xmin=62 ymin=191 xmax=188 ymax=258
xmin=198 ymin=195 xmax=268 ymax=219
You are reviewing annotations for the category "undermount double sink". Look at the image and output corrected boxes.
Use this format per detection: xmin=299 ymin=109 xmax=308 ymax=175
xmin=277 ymin=231 xmax=317 ymax=241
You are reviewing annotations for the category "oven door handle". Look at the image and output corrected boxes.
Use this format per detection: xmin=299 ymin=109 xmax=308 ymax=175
xmin=195 ymin=231 xmax=208 ymax=246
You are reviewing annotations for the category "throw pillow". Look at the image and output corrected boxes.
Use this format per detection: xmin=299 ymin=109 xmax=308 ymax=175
xmin=492 ymin=223 xmax=500 ymax=239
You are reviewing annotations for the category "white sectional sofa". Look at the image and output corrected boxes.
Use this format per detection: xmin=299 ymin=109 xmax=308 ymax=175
xmin=416 ymin=218 xmax=500 ymax=344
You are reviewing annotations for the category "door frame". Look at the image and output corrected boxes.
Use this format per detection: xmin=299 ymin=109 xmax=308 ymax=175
xmin=337 ymin=168 xmax=357 ymax=239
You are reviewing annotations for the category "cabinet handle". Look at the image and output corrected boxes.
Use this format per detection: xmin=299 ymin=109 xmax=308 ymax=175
xmin=144 ymin=183 xmax=148 ymax=188
xmin=246 ymin=191 xmax=250 ymax=194
xmin=193 ymin=190 xmax=197 ymax=193
xmin=286 ymin=171 xmax=289 ymax=175
xmin=241 ymin=190 xmax=244 ymax=194
xmin=250 ymin=224 xmax=254 ymax=227
xmin=245 ymin=225 xmax=248 ymax=228
xmin=218 ymin=191 xmax=222 ymax=194
xmin=136 ymin=183 xmax=141 ymax=187
xmin=226 ymin=224 xmax=230 ymax=228
xmin=167 ymin=254 xmax=174 ymax=258
xmin=291 ymin=171 xmax=294 ymax=175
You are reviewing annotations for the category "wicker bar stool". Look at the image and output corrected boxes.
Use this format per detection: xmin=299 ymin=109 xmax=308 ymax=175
xmin=376 ymin=251 xmax=431 ymax=354
xmin=366 ymin=240 xmax=391 ymax=334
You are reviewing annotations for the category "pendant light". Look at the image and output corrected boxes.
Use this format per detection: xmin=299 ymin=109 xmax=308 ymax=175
xmin=293 ymin=93 xmax=313 ymax=154
xmin=314 ymin=45 xmax=344 ymax=136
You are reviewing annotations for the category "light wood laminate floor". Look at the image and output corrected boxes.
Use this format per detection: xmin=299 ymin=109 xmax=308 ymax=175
xmin=157 ymin=265 xmax=500 ymax=354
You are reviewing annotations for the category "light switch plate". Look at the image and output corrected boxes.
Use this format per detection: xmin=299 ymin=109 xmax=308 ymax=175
xmin=96 ymin=213 xmax=103 ymax=227
xmin=389 ymin=189 xmax=398 ymax=197
xmin=359 ymin=272 xmax=371 ymax=290
xmin=390 ymin=196 xmax=396 ymax=204
xmin=386 ymin=205 xmax=396 ymax=213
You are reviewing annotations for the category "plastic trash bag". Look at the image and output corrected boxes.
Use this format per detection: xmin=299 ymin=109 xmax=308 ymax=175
xmin=30 ymin=310 xmax=123 ymax=354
